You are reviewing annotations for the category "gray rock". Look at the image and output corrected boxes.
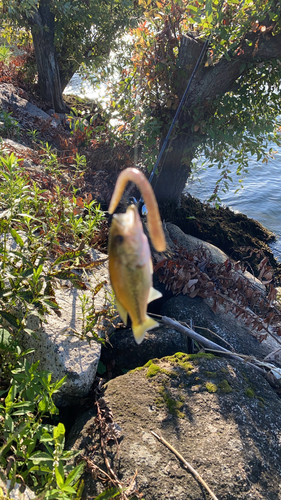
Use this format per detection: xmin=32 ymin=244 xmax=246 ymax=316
xmin=67 ymin=354 xmax=281 ymax=499
xmin=160 ymin=295 xmax=281 ymax=359
xmin=164 ymin=222 xmax=266 ymax=293
xmin=0 ymin=480 xmax=35 ymax=500
xmin=18 ymin=248 xmax=112 ymax=406
xmin=101 ymin=325 xmax=189 ymax=376
xmin=0 ymin=231 xmax=113 ymax=406
xmin=165 ymin=221 xmax=228 ymax=263
xmin=0 ymin=83 xmax=59 ymax=127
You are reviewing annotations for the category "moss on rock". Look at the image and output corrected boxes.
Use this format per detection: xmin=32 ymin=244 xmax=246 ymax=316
xmin=218 ymin=379 xmax=233 ymax=393
xmin=205 ymin=382 xmax=218 ymax=393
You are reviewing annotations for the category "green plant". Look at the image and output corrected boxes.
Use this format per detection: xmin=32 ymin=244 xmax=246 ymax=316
xmin=0 ymin=111 xmax=20 ymax=139
xmin=0 ymin=44 xmax=11 ymax=64
xmin=0 ymin=151 xmax=105 ymax=333
xmin=39 ymin=142 xmax=61 ymax=175
xmin=0 ymin=331 xmax=84 ymax=499
xmin=70 ymin=152 xmax=87 ymax=176
xmin=77 ymin=282 xmax=111 ymax=344
xmin=26 ymin=128 xmax=39 ymax=143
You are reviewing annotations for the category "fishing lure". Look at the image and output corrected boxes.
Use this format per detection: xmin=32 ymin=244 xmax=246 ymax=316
xmin=108 ymin=168 xmax=166 ymax=344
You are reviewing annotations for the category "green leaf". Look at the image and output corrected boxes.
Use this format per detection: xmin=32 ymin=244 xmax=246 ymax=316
xmin=43 ymin=299 xmax=60 ymax=309
xmin=39 ymin=432 xmax=53 ymax=442
xmin=52 ymin=250 xmax=85 ymax=266
xmin=29 ymin=451 xmax=53 ymax=463
xmin=11 ymin=401 xmax=35 ymax=415
xmin=38 ymin=396 xmax=49 ymax=414
xmin=53 ymin=422 xmax=65 ymax=444
xmin=61 ymin=485 xmax=77 ymax=494
xmin=52 ymin=375 xmax=67 ymax=393
xmin=52 ymin=270 xmax=88 ymax=290
xmin=5 ymin=383 xmax=17 ymax=406
xmin=10 ymin=228 xmax=24 ymax=247
xmin=0 ymin=328 xmax=12 ymax=348
xmin=4 ymin=414 xmax=14 ymax=432
xmin=0 ymin=310 xmax=20 ymax=328
xmin=55 ymin=462 xmax=65 ymax=489
xmin=93 ymin=487 xmax=121 ymax=499
xmin=64 ymin=462 xmax=85 ymax=487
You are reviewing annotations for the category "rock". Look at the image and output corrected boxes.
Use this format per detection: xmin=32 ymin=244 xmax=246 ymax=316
xmin=164 ymin=222 xmax=266 ymax=292
xmin=100 ymin=325 xmax=189 ymax=377
xmin=0 ymin=83 xmax=59 ymax=127
xmin=1 ymin=138 xmax=38 ymax=163
xmin=160 ymin=295 xmax=281 ymax=359
xmin=0 ymin=480 xmax=35 ymax=500
xmin=165 ymin=221 xmax=228 ymax=264
xmin=6 ymin=244 xmax=114 ymax=407
xmin=67 ymin=353 xmax=281 ymax=499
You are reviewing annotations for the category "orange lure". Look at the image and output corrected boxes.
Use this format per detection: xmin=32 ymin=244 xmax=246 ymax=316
xmin=108 ymin=168 xmax=166 ymax=344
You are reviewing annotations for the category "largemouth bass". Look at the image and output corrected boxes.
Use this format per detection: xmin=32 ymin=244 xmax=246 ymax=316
xmin=108 ymin=168 xmax=166 ymax=344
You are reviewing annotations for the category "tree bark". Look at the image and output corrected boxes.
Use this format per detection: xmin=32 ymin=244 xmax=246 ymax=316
xmin=29 ymin=0 xmax=68 ymax=112
xmin=153 ymin=28 xmax=281 ymax=205
xmin=151 ymin=132 xmax=196 ymax=206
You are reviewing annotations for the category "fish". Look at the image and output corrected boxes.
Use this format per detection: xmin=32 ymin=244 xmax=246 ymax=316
xmin=108 ymin=168 xmax=166 ymax=344
xmin=108 ymin=167 xmax=166 ymax=253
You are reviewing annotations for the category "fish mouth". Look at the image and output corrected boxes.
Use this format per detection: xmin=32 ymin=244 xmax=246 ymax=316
xmin=112 ymin=205 xmax=135 ymax=229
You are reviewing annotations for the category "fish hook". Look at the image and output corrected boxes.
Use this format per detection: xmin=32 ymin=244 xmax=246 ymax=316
xmin=108 ymin=167 xmax=166 ymax=252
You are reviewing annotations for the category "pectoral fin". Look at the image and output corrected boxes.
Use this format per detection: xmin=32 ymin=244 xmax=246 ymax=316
xmin=115 ymin=298 xmax=128 ymax=325
xmin=132 ymin=315 xmax=159 ymax=344
xmin=147 ymin=286 xmax=162 ymax=304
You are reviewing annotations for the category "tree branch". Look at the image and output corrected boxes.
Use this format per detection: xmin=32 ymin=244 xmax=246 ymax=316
xmin=182 ymin=30 xmax=281 ymax=107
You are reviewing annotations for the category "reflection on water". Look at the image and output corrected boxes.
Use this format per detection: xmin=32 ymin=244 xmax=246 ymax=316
xmin=184 ymin=149 xmax=281 ymax=261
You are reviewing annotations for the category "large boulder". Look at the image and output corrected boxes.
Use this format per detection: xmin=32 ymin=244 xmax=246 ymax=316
xmin=14 ymin=247 xmax=113 ymax=406
xmin=0 ymin=83 xmax=59 ymax=125
xmin=164 ymin=222 xmax=266 ymax=292
xmin=67 ymin=353 xmax=281 ymax=499
xmin=160 ymin=295 xmax=281 ymax=360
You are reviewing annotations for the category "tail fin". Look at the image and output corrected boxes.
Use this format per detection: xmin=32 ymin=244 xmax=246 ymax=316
xmin=132 ymin=315 xmax=159 ymax=345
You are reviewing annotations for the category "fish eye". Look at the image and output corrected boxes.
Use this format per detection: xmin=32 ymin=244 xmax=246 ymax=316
xmin=115 ymin=234 xmax=124 ymax=245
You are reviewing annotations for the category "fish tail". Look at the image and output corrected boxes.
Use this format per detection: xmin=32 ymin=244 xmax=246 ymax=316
xmin=132 ymin=316 xmax=159 ymax=345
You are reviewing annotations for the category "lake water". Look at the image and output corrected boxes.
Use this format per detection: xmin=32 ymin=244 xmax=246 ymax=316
xmin=65 ymin=76 xmax=281 ymax=261
xmin=184 ymin=149 xmax=281 ymax=261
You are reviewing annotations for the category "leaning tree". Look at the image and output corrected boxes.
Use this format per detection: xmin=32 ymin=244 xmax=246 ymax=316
xmin=1 ymin=0 xmax=136 ymax=111
xmin=110 ymin=0 xmax=281 ymax=205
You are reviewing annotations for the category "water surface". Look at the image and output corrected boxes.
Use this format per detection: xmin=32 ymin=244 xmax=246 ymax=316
xmin=185 ymin=149 xmax=281 ymax=261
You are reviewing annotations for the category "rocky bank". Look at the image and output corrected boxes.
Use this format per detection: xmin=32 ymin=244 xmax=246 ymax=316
xmin=1 ymin=80 xmax=281 ymax=499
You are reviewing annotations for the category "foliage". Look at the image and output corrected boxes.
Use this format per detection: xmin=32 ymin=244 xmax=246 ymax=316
xmin=154 ymin=244 xmax=281 ymax=342
xmin=0 ymin=330 xmax=84 ymax=498
xmin=0 ymin=151 xmax=109 ymax=335
xmin=0 ymin=147 xmax=112 ymax=497
xmin=0 ymin=0 xmax=139 ymax=89
xmin=0 ymin=111 xmax=20 ymax=139
xmin=106 ymin=0 xmax=281 ymax=198
xmin=0 ymin=44 xmax=11 ymax=65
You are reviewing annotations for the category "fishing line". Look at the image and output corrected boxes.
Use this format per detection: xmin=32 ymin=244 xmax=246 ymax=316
xmin=139 ymin=0 xmax=225 ymax=211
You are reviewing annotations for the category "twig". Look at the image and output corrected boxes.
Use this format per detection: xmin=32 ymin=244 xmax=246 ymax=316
xmin=216 ymin=292 xmax=281 ymax=346
xmin=161 ymin=315 xmax=265 ymax=374
xmin=96 ymin=400 xmax=127 ymax=496
xmin=82 ymin=455 xmax=116 ymax=485
xmin=189 ymin=324 xmax=235 ymax=351
xmin=151 ymin=431 xmax=219 ymax=500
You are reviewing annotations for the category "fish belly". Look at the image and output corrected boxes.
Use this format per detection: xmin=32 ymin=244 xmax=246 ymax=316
xmin=109 ymin=252 xmax=160 ymax=343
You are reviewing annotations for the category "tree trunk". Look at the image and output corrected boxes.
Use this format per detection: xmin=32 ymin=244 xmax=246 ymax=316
xmin=152 ymin=133 xmax=195 ymax=206
xmin=153 ymin=28 xmax=281 ymax=206
xmin=29 ymin=0 xmax=68 ymax=112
